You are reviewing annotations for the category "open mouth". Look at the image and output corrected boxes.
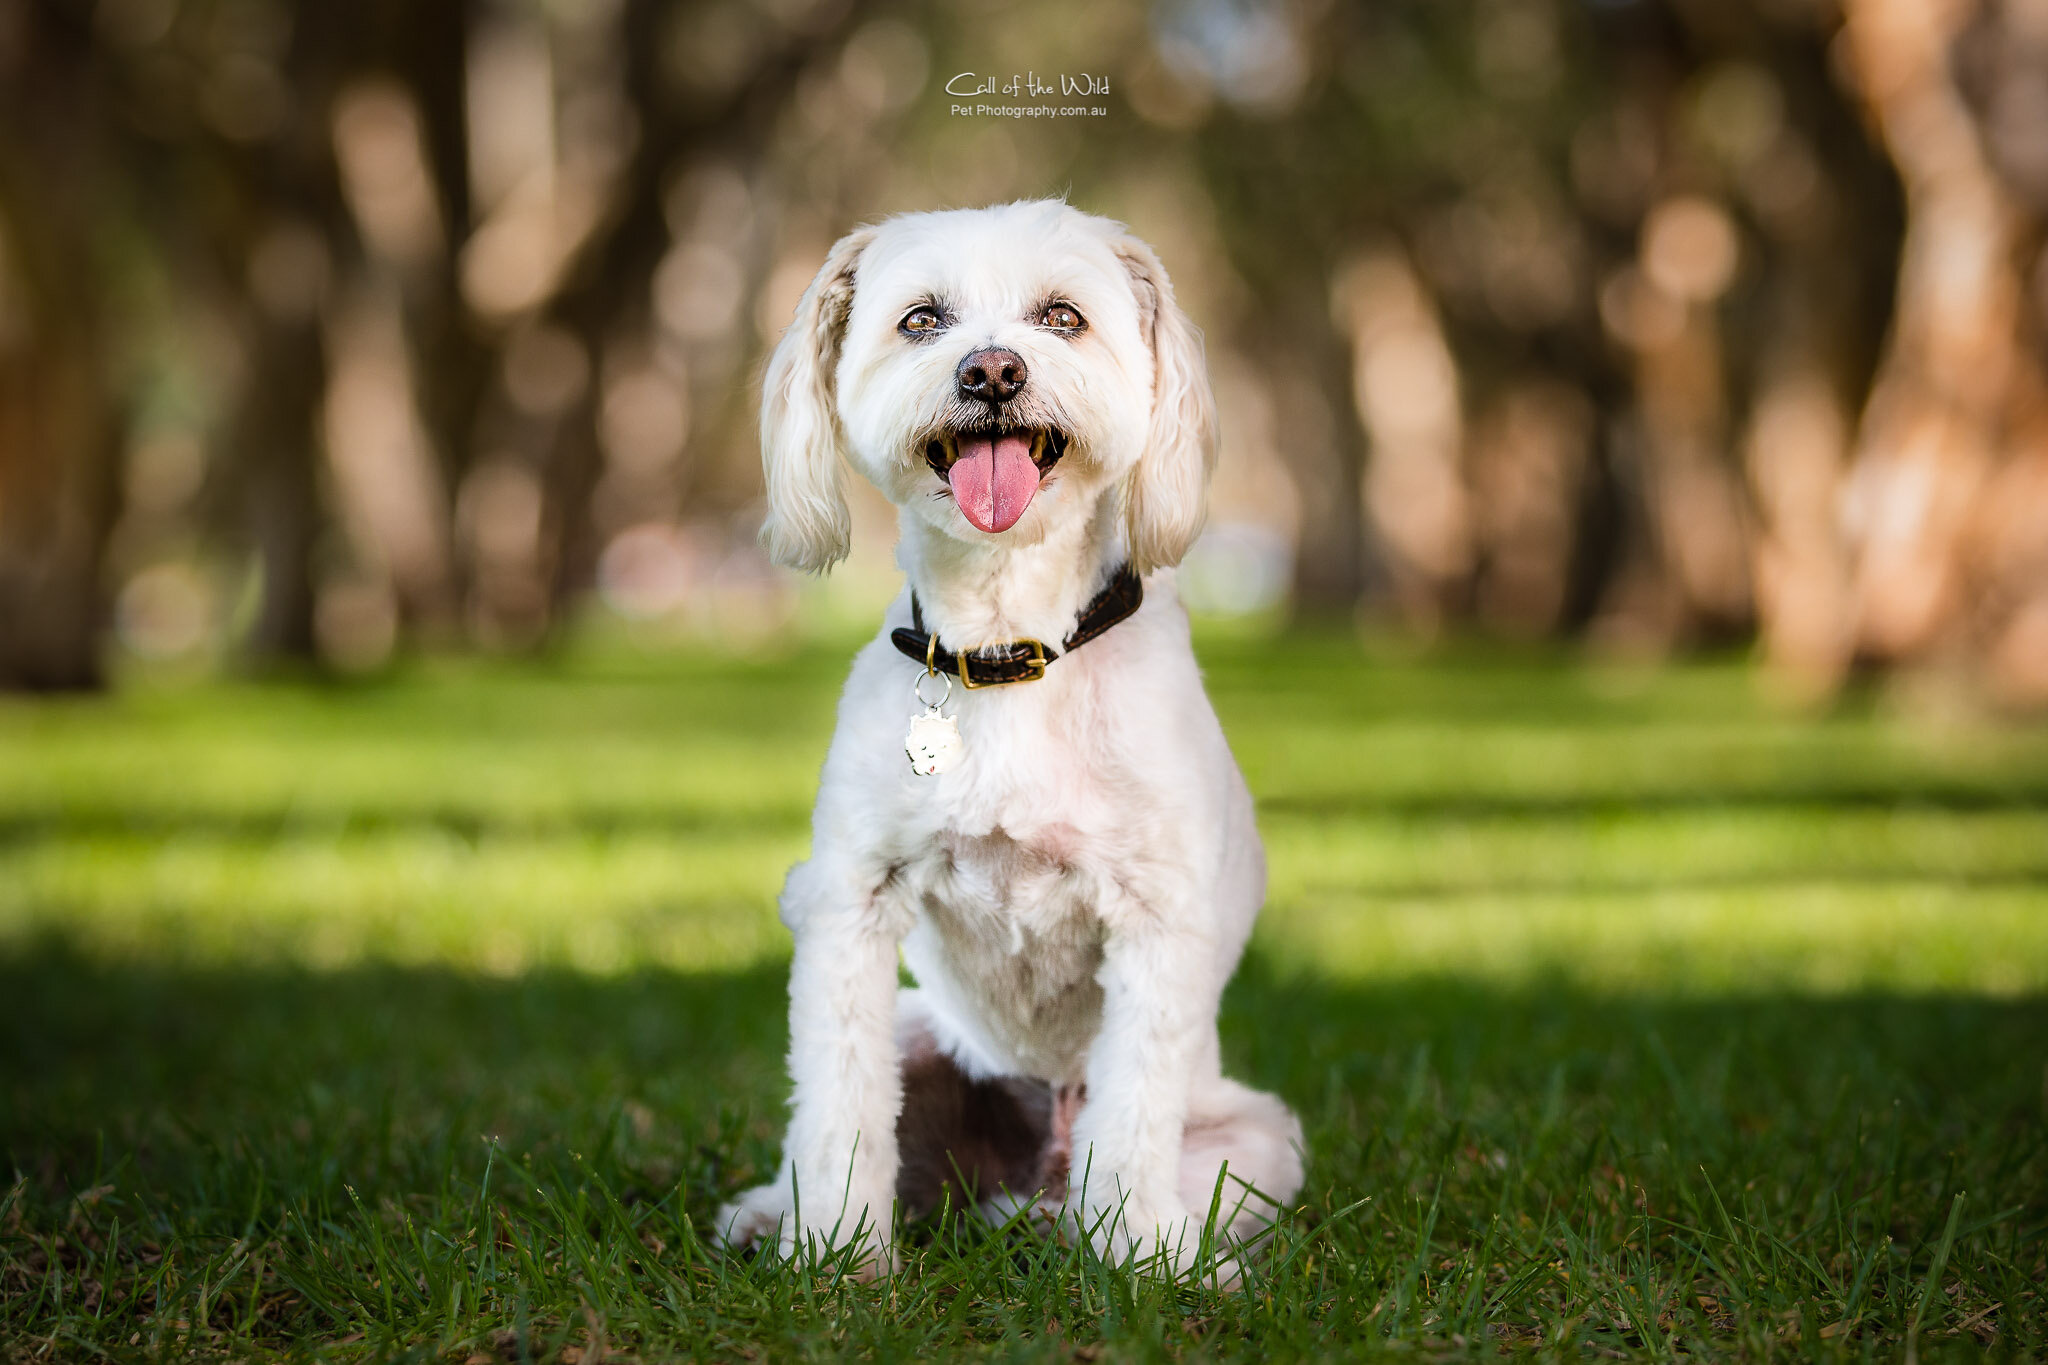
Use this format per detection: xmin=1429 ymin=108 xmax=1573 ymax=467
xmin=923 ymin=426 xmax=1068 ymax=534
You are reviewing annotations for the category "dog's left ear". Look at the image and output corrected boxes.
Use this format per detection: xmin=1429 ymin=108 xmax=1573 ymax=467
xmin=759 ymin=226 xmax=876 ymax=573
xmin=1113 ymin=234 xmax=1218 ymax=575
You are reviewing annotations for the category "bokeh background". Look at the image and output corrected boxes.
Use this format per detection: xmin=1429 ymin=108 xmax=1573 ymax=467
xmin=3 ymin=0 xmax=2047 ymax=704
xmin=5 ymin=3 xmax=2048 ymax=1356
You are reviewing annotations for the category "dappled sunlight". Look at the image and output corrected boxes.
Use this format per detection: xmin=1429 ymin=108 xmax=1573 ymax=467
xmin=1256 ymin=802 xmax=2048 ymax=995
xmin=4 ymin=641 xmax=2044 ymax=996
xmin=3 ymin=642 xmax=2044 ymax=1355
xmin=1257 ymin=881 xmax=2048 ymax=997
xmin=0 ymin=830 xmax=796 ymax=977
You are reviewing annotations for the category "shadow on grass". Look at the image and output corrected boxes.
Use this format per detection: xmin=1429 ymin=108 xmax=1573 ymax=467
xmin=3 ymin=942 xmax=2042 ymax=1358
xmin=7 ymin=779 xmax=2048 ymax=850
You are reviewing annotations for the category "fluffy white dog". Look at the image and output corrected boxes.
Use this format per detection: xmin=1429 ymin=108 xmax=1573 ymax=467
xmin=717 ymin=199 xmax=1303 ymax=1277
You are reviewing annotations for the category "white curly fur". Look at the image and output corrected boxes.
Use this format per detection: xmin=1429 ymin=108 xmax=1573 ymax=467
xmin=721 ymin=200 xmax=1303 ymax=1279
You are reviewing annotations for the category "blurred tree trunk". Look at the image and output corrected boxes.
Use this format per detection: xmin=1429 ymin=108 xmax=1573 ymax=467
xmin=1335 ymin=248 xmax=1471 ymax=628
xmin=0 ymin=255 xmax=121 ymax=690
xmin=206 ymin=0 xmax=467 ymax=665
xmin=1835 ymin=0 xmax=2046 ymax=697
xmin=537 ymin=0 xmax=858 ymax=616
xmin=1743 ymin=320 xmax=1857 ymax=700
xmin=222 ymin=7 xmax=354 ymax=665
xmin=235 ymin=306 xmax=328 ymax=662
xmin=539 ymin=0 xmax=681 ymax=616
xmin=1269 ymin=326 xmax=1371 ymax=616
xmin=1622 ymin=196 xmax=1755 ymax=643
xmin=0 ymin=6 xmax=121 ymax=691
xmin=391 ymin=0 xmax=490 ymax=633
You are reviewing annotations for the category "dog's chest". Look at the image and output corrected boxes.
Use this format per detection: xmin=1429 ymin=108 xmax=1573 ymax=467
xmin=903 ymin=825 xmax=1104 ymax=1082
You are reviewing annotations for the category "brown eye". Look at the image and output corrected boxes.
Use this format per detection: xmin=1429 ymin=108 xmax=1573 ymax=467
xmin=899 ymin=306 xmax=944 ymax=336
xmin=1040 ymin=303 xmax=1084 ymax=332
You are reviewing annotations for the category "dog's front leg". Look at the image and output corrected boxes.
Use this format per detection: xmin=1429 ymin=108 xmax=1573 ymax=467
xmin=719 ymin=867 xmax=906 ymax=1278
xmin=1068 ymin=894 xmax=1210 ymax=1274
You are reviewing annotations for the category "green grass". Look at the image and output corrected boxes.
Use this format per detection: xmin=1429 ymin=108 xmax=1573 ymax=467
xmin=2 ymin=631 xmax=2044 ymax=1360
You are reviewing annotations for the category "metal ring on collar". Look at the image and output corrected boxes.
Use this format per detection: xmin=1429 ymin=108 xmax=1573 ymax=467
xmin=914 ymin=669 xmax=952 ymax=709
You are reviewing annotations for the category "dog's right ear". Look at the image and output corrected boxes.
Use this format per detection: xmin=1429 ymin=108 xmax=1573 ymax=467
xmin=759 ymin=227 xmax=875 ymax=573
xmin=1112 ymin=233 xmax=1218 ymax=576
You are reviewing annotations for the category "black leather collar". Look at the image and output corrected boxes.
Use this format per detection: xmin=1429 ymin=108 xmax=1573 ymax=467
xmin=890 ymin=565 xmax=1143 ymax=687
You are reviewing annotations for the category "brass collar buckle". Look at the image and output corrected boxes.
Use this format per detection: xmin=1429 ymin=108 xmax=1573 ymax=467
xmin=959 ymin=639 xmax=1048 ymax=688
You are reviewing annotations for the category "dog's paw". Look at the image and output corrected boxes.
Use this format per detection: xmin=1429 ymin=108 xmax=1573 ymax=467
xmin=832 ymin=1228 xmax=899 ymax=1282
xmin=714 ymin=1180 xmax=898 ymax=1280
xmin=715 ymin=1180 xmax=797 ymax=1258
xmin=1075 ymin=1197 xmax=1212 ymax=1278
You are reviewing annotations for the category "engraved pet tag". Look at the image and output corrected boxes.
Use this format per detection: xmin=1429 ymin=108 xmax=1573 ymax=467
xmin=905 ymin=670 xmax=963 ymax=776
xmin=905 ymin=708 xmax=962 ymax=776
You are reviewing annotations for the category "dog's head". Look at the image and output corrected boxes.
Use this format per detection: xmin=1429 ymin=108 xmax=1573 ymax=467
xmin=758 ymin=200 xmax=1216 ymax=574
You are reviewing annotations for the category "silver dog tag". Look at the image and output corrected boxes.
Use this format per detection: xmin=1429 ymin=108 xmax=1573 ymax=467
xmin=905 ymin=671 xmax=962 ymax=776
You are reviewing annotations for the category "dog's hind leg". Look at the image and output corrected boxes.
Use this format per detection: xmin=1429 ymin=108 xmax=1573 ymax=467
xmin=1176 ymin=1075 xmax=1305 ymax=1245
xmin=892 ymin=990 xmax=1055 ymax=1221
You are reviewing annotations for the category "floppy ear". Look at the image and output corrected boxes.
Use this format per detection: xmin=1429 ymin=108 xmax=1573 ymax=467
xmin=1113 ymin=234 xmax=1218 ymax=575
xmin=759 ymin=227 xmax=875 ymax=573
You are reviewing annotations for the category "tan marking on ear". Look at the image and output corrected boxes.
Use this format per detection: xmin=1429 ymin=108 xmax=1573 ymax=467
xmin=759 ymin=226 xmax=876 ymax=573
xmin=1112 ymin=234 xmax=1218 ymax=575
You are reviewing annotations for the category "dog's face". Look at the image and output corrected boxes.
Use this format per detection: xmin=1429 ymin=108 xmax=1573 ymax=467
xmin=758 ymin=201 xmax=1216 ymax=574
xmin=834 ymin=208 xmax=1153 ymax=548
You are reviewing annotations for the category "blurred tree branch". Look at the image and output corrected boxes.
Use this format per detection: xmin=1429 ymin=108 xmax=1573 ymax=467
xmin=0 ymin=0 xmax=2043 ymax=710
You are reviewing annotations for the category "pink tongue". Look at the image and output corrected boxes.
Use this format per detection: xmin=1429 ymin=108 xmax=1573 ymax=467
xmin=948 ymin=432 xmax=1040 ymax=533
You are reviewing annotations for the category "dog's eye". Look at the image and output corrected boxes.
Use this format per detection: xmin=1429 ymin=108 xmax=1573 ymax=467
xmin=1039 ymin=303 xmax=1085 ymax=332
xmin=899 ymin=306 xmax=945 ymax=336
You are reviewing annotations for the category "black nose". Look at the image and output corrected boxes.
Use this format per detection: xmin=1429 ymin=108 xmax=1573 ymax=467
xmin=956 ymin=348 xmax=1027 ymax=406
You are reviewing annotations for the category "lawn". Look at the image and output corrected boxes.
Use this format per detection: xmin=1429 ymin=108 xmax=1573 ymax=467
xmin=2 ymin=631 xmax=2044 ymax=1361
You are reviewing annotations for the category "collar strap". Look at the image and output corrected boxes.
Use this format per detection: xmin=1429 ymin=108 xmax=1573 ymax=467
xmin=890 ymin=565 xmax=1143 ymax=688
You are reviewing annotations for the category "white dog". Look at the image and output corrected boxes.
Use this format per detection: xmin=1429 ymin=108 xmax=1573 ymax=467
xmin=717 ymin=199 xmax=1303 ymax=1277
